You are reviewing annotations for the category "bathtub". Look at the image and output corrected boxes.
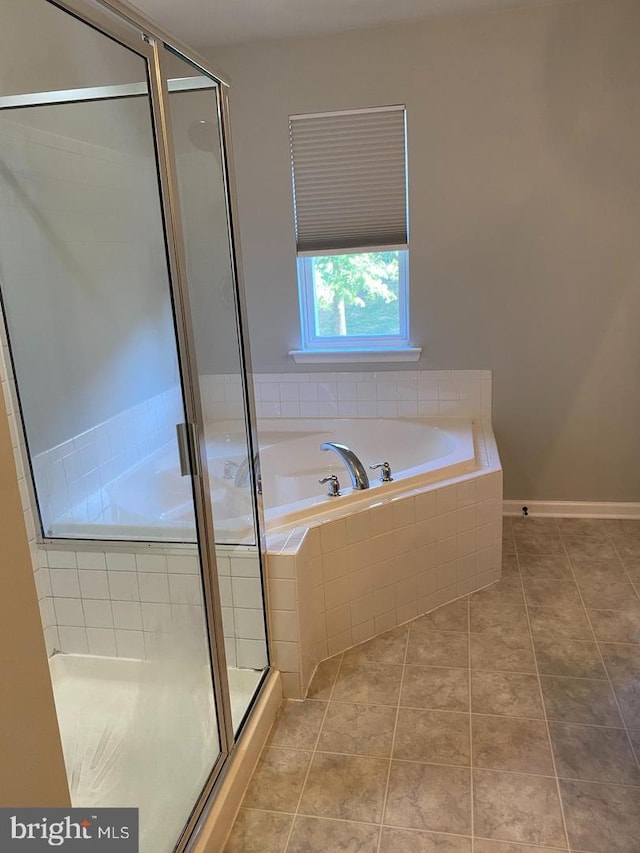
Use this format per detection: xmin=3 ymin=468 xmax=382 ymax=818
xmin=50 ymin=417 xmax=475 ymax=544
xmin=257 ymin=417 xmax=476 ymax=529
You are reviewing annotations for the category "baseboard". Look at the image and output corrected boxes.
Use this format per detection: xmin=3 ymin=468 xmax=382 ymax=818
xmin=503 ymin=500 xmax=640 ymax=519
xmin=191 ymin=669 xmax=282 ymax=853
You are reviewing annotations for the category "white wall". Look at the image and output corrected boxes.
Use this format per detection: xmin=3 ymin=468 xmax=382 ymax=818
xmin=208 ymin=0 xmax=640 ymax=502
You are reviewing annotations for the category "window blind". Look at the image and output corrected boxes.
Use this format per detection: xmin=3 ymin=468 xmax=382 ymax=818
xmin=289 ymin=105 xmax=408 ymax=256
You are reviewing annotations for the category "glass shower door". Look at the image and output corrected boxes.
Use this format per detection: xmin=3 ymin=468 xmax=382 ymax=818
xmin=0 ymin=2 xmax=227 ymax=851
xmin=160 ymin=49 xmax=269 ymax=732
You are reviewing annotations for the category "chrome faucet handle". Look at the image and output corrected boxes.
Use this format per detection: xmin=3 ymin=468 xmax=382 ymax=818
xmin=369 ymin=462 xmax=394 ymax=482
xmin=319 ymin=474 xmax=341 ymax=497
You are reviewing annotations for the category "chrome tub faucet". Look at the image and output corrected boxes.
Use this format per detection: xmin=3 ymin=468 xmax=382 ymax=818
xmin=320 ymin=442 xmax=370 ymax=490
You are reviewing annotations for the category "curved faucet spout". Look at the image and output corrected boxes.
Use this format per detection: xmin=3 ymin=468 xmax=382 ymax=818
xmin=321 ymin=442 xmax=369 ymax=490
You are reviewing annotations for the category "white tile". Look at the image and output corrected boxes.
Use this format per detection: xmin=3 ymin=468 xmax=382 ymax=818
xmin=324 ymin=576 xmax=350 ymax=610
xmin=392 ymin=497 xmax=415 ymax=529
xmin=230 ymin=556 xmax=261 ymax=578
xmin=235 ymin=608 xmax=267 ymax=641
xmin=236 ymin=639 xmax=268 ymax=669
xmin=325 ymin=603 xmax=350 ymax=637
xmin=456 ymin=506 xmax=476 ymax=533
xmin=320 ymin=518 xmax=346 ymax=554
xmin=50 ymin=568 xmax=80 ymax=598
xmin=327 ymin=630 xmax=352 ymax=657
xmin=76 ymin=551 xmax=106 ymax=571
xmin=115 ymin=629 xmax=145 ymax=659
xmin=78 ymin=570 xmax=109 ymax=599
xmin=106 ymin=552 xmax=136 ymax=572
xmin=47 ymin=550 xmax=77 ymax=569
xmin=107 ymin=571 xmax=139 ymax=601
xmin=83 ymin=599 xmax=113 ymax=628
xmin=54 ymin=597 xmax=85 ymax=627
xmin=436 ymin=486 xmax=457 ymax=516
xmin=436 ymin=537 xmax=457 ymax=566
xmin=436 ymin=512 xmax=457 ymax=541
xmin=138 ymin=572 xmax=170 ymax=603
xmin=168 ymin=574 xmax=202 ymax=605
xmin=141 ymin=602 xmax=172 ymax=632
xmin=86 ymin=627 xmax=116 ymax=657
xmin=268 ymin=554 xmax=295 ymax=579
xmin=112 ymin=601 xmax=143 ymax=630
xmin=377 ymin=400 xmax=397 ymax=417
xmin=232 ymin=576 xmax=264 ymax=610
xmin=351 ymin=620 xmax=375 ymax=646
xmin=57 ymin=626 xmax=88 ymax=654
xmin=166 ymin=554 xmax=200 ymax=574
xmin=136 ymin=553 xmax=168 ymax=573
xmin=270 ymin=609 xmax=298 ymax=642
xmin=345 ymin=510 xmax=371 ymax=544
xmin=269 ymin=577 xmax=296 ymax=611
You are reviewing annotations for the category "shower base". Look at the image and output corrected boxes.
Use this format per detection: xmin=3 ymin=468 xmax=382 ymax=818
xmin=49 ymin=653 xmax=262 ymax=853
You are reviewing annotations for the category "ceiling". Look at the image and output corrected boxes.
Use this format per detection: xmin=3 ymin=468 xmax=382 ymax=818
xmin=131 ymin=0 xmax=574 ymax=49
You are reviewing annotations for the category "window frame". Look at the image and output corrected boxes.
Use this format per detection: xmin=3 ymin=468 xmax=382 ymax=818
xmin=297 ymin=248 xmax=410 ymax=351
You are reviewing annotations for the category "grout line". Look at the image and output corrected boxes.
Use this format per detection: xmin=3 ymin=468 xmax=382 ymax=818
xmin=577 ymin=533 xmax=640 ymax=776
xmin=375 ymin=621 xmax=409 ymax=853
xmin=517 ymin=532 xmax=573 ymax=852
xmin=281 ymin=651 xmax=344 ymax=852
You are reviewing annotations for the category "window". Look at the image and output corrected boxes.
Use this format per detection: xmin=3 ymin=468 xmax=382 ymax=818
xmin=289 ymin=106 xmax=413 ymax=355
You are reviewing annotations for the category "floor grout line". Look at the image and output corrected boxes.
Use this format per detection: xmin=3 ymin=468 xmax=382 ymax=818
xmin=375 ymin=623 xmax=409 ymax=853
xmin=515 ymin=525 xmax=573 ymax=852
xmin=281 ymin=651 xmax=344 ymax=852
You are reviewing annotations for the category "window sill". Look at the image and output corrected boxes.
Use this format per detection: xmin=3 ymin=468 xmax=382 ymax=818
xmin=289 ymin=347 xmax=422 ymax=364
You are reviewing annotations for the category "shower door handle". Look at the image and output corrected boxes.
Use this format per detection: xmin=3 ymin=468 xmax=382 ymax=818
xmin=176 ymin=422 xmax=201 ymax=478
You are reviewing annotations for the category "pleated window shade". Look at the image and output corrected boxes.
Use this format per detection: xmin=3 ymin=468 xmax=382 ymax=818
xmin=289 ymin=106 xmax=408 ymax=256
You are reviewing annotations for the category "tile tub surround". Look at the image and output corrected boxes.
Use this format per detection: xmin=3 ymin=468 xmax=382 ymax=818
xmin=265 ymin=421 xmax=502 ymax=699
xmin=225 ymin=518 xmax=640 ymax=853
xmin=198 ymin=369 xmax=493 ymax=421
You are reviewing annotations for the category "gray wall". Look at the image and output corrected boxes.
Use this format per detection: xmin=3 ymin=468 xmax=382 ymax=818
xmin=208 ymin=0 xmax=640 ymax=502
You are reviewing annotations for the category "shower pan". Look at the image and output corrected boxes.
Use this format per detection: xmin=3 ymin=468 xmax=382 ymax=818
xmin=0 ymin=0 xmax=269 ymax=850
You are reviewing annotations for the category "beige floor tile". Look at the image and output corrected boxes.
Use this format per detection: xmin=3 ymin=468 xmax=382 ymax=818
xmin=533 ymin=637 xmax=606 ymax=679
xmin=342 ymin=625 xmax=408 ymax=664
xmin=287 ymin=815 xmax=379 ymax=852
xmin=569 ymin=556 xmax=628 ymax=582
xmin=385 ymin=761 xmax=471 ymax=834
xmin=574 ymin=579 xmax=639 ymax=611
xmin=474 ymin=841 xmax=562 ymax=853
xmin=556 ymin=518 xmax=609 ymax=538
xmin=563 ymin=536 xmax=619 ymax=562
xmin=540 ymin=675 xmax=623 ymax=726
xmin=411 ymin=599 xmax=469 ymax=633
xmin=473 ymin=769 xmax=567 ymax=848
xmin=317 ymin=702 xmax=396 ymax=757
xmin=501 ymin=554 xmax=520 ymax=576
xmin=224 ymin=809 xmax=292 ymax=853
xmin=332 ymin=659 xmax=404 ymax=705
xmin=469 ymin=578 xmax=524 ymax=605
xmin=472 ymin=715 xmax=554 ymax=775
xmin=242 ymin=747 xmax=312 ymax=812
xmin=471 ymin=671 xmax=543 ymax=718
xmin=394 ymin=708 xmax=470 ymax=766
xmin=513 ymin=531 xmax=564 ymax=556
xmin=527 ymin=605 xmax=593 ymax=641
xmin=549 ymin=722 xmax=640 ymax=785
xmin=268 ymin=699 xmax=327 ymax=750
xmin=560 ymin=778 xmax=640 ymax=853
xmin=299 ymin=752 xmax=388 ymax=823
xmin=511 ymin=518 xmax=559 ymax=536
xmin=401 ymin=665 xmax=469 ymax=712
xmin=521 ymin=578 xmax=582 ymax=608
xmin=612 ymin=680 xmax=640 ymax=729
xmin=470 ymin=601 xmax=530 ymax=637
xmin=587 ymin=608 xmax=640 ymax=644
xmin=599 ymin=641 xmax=640 ymax=681
xmin=406 ymin=629 xmax=469 ymax=668
xmin=470 ymin=634 xmax=536 ymax=673
xmin=306 ymin=656 xmax=342 ymax=700
xmin=518 ymin=554 xmax=572 ymax=579
xmin=379 ymin=827 xmax=471 ymax=852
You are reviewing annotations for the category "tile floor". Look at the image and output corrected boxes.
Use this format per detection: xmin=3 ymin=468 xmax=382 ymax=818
xmin=225 ymin=517 xmax=640 ymax=852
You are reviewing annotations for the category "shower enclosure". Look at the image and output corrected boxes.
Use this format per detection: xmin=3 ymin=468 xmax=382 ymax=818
xmin=0 ymin=0 xmax=268 ymax=850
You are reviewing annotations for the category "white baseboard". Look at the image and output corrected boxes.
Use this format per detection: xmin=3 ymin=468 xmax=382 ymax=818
xmin=503 ymin=500 xmax=640 ymax=519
